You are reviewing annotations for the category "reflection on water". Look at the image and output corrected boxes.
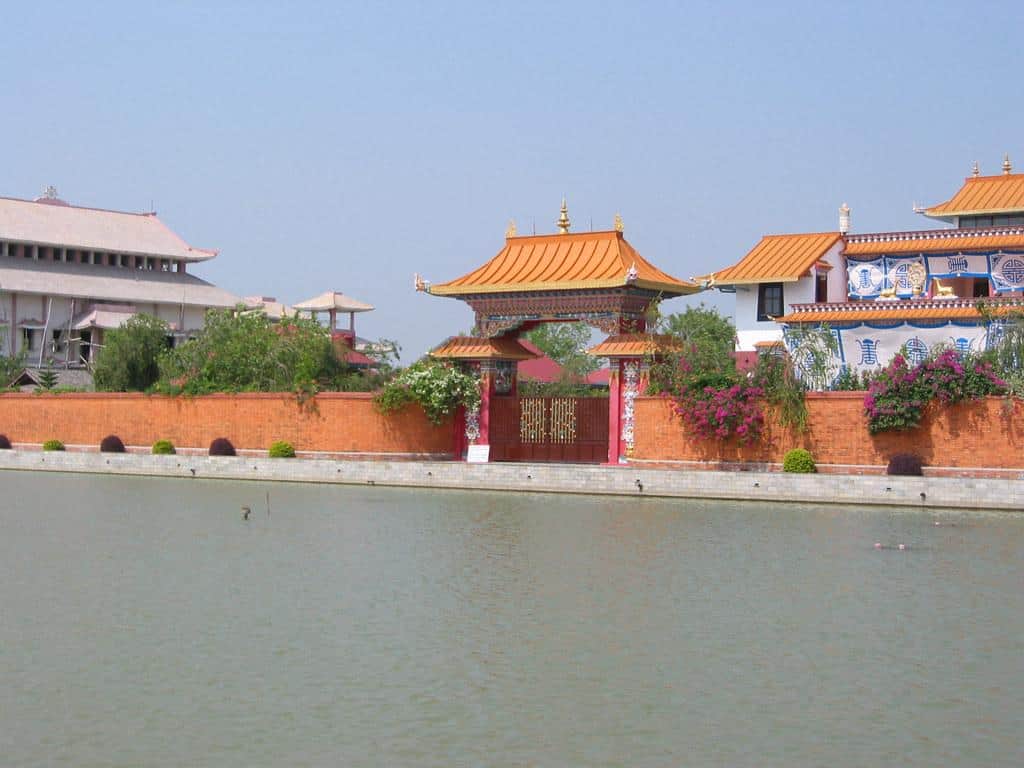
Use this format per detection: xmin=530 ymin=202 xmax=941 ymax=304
xmin=1 ymin=471 xmax=1022 ymax=767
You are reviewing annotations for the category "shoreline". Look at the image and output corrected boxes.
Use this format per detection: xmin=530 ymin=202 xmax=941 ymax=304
xmin=1 ymin=450 xmax=1021 ymax=512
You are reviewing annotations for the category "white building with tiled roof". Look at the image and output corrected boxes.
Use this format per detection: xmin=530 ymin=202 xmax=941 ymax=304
xmin=0 ymin=187 xmax=243 ymax=368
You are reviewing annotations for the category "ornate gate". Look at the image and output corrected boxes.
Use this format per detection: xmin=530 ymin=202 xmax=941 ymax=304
xmin=489 ymin=396 xmax=609 ymax=463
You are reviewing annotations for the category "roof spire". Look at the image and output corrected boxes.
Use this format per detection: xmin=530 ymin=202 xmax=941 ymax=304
xmin=557 ymin=198 xmax=570 ymax=234
xmin=838 ymin=202 xmax=851 ymax=234
xmin=505 ymin=219 xmax=517 ymax=238
xmin=1003 ymin=154 xmax=1012 ymax=175
xmin=971 ymin=161 xmax=980 ymax=177
xmin=614 ymin=213 xmax=624 ymax=232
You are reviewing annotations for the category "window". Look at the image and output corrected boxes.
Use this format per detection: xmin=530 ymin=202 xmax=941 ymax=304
xmin=757 ymin=283 xmax=784 ymax=321
xmin=973 ymin=278 xmax=990 ymax=298
xmin=815 ymin=274 xmax=828 ymax=303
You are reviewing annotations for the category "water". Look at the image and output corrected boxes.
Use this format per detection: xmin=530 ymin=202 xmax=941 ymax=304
xmin=1 ymin=471 xmax=1022 ymax=767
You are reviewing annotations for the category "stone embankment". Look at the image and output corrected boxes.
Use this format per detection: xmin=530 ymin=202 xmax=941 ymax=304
xmin=1 ymin=449 xmax=1020 ymax=512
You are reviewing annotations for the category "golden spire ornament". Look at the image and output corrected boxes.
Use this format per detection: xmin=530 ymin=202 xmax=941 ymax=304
xmin=1003 ymin=154 xmax=1013 ymax=175
xmin=557 ymin=198 xmax=570 ymax=234
xmin=614 ymin=213 xmax=624 ymax=232
xmin=505 ymin=219 xmax=517 ymax=238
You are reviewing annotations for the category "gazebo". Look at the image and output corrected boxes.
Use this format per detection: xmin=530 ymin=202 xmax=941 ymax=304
xmin=294 ymin=290 xmax=375 ymax=366
xmin=420 ymin=202 xmax=698 ymax=463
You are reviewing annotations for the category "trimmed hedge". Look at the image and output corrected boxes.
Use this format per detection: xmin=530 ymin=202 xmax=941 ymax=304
xmin=152 ymin=439 xmax=176 ymax=455
xmin=100 ymin=435 xmax=126 ymax=453
xmin=209 ymin=437 xmax=236 ymax=456
xmin=887 ymin=452 xmax=923 ymax=476
xmin=0 ymin=434 xmax=11 ymax=450
xmin=782 ymin=448 xmax=816 ymax=473
xmin=268 ymin=441 xmax=296 ymax=458
xmin=42 ymin=439 xmax=65 ymax=452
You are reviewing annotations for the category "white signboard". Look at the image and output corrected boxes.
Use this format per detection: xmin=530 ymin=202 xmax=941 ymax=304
xmin=467 ymin=444 xmax=490 ymax=463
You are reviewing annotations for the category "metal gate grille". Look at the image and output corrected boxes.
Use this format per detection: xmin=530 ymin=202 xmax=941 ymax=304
xmin=490 ymin=396 xmax=608 ymax=463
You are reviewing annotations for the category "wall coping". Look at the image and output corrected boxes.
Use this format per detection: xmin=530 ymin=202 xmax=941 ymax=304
xmin=0 ymin=391 xmax=380 ymax=401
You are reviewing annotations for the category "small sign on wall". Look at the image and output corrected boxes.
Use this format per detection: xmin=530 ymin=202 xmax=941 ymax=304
xmin=467 ymin=445 xmax=490 ymax=463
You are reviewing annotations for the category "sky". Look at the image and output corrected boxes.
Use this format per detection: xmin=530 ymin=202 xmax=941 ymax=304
xmin=3 ymin=0 xmax=1023 ymax=359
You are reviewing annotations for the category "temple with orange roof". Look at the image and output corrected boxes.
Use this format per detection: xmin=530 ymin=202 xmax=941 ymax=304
xmin=420 ymin=202 xmax=698 ymax=463
xmin=703 ymin=156 xmax=1024 ymax=379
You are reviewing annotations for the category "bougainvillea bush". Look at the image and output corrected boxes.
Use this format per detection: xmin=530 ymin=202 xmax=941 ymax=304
xmin=670 ymin=382 xmax=766 ymax=443
xmin=864 ymin=348 xmax=1006 ymax=434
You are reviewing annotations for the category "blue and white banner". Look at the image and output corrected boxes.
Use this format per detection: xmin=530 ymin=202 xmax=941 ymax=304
xmin=834 ymin=322 xmax=989 ymax=374
xmin=925 ymin=253 xmax=990 ymax=279
xmin=884 ymin=256 xmax=926 ymax=298
xmin=847 ymin=258 xmax=885 ymax=299
xmin=989 ymin=252 xmax=1024 ymax=293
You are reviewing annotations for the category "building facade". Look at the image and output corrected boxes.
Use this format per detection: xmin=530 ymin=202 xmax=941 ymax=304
xmin=704 ymin=159 xmax=1024 ymax=379
xmin=0 ymin=188 xmax=243 ymax=370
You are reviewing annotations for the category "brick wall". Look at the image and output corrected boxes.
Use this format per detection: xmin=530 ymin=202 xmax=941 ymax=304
xmin=633 ymin=393 xmax=1024 ymax=469
xmin=0 ymin=393 xmax=453 ymax=455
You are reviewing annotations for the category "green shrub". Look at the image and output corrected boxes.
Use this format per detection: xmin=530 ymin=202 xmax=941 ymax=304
xmin=268 ymin=440 xmax=296 ymax=458
xmin=782 ymin=448 xmax=816 ymax=473
xmin=42 ymin=439 xmax=65 ymax=452
xmin=152 ymin=439 xmax=176 ymax=455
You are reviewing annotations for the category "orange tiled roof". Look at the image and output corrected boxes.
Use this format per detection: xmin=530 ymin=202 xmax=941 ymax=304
xmin=587 ymin=333 xmax=683 ymax=358
xmin=844 ymin=227 xmax=1024 ymax=256
xmin=708 ymin=232 xmax=841 ymax=285
xmin=430 ymin=336 xmax=539 ymax=360
xmin=429 ymin=231 xmax=696 ymax=296
xmin=923 ymin=173 xmax=1024 ymax=220
xmin=773 ymin=297 xmax=1024 ymax=324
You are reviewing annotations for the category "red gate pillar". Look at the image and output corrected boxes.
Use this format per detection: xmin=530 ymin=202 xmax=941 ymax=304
xmin=477 ymin=363 xmax=495 ymax=446
xmin=606 ymin=361 xmax=622 ymax=464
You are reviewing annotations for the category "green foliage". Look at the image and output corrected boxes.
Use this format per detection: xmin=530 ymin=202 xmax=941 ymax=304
xmin=978 ymin=304 xmax=1024 ymax=397
xmin=42 ymin=439 xmax=64 ymax=451
xmin=36 ymin=365 xmax=59 ymax=392
xmin=524 ymin=322 xmax=599 ymax=380
xmin=158 ymin=309 xmax=341 ymax=395
xmin=93 ymin=314 xmax=170 ymax=392
xmin=782 ymin=448 xmax=816 ymax=473
xmin=831 ymin=365 xmax=876 ymax=391
xmin=784 ymin=324 xmax=839 ymax=392
xmin=0 ymin=346 xmax=27 ymax=388
xmin=517 ymin=378 xmax=608 ymax=398
xmin=375 ymin=358 xmax=481 ymax=425
xmin=647 ymin=303 xmax=737 ymax=394
xmin=865 ymin=347 xmax=1006 ymax=433
xmin=752 ymin=353 xmax=808 ymax=432
xmin=268 ymin=440 xmax=296 ymax=458
xmin=151 ymin=439 xmax=176 ymax=455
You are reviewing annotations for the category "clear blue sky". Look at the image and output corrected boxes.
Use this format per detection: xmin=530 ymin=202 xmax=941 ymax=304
xmin=3 ymin=1 xmax=1023 ymax=358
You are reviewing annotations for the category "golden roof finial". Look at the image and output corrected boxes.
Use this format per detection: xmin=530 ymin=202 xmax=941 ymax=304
xmin=1003 ymin=154 xmax=1012 ymax=175
xmin=505 ymin=219 xmax=517 ymax=238
xmin=971 ymin=160 xmax=980 ymax=177
xmin=557 ymin=198 xmax=570 ymax=234
xmin=614 ymin=213 xmax=624 ymax=232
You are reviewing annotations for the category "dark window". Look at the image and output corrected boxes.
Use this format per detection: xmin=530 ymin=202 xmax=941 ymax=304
xmin=815 ymin=274 xmax=828 ymax=303
xmin=757 ymin=282 xmax=784 ymax=321
xmin=973 ymin=278 xmax=990 ymax=298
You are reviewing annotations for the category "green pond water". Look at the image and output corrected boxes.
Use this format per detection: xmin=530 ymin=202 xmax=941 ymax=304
xmin=1 ymin=470 xmax=1022 ymax=767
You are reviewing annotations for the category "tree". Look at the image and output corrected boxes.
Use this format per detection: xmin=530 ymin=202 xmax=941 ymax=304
xmin=524 ymin=322 xmax=599 ymax=380
xmin=647 ymin=303 xmax=737 ymax=394
xmin=36 ymin=365 xmax=59 ymax=391
xmin=93 ymin=314 xmax=170 ymax=392
xmin=158 ymin=309 xmax=341 ymax=394
xmin=0 ymin=340 xmax=26 ymax=389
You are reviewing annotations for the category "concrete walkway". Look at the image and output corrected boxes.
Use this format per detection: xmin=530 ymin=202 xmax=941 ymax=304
xmin=1 ymin=449 xmax=1021 ymax=512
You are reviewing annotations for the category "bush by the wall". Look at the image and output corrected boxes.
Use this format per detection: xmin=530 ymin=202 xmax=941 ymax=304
xmin=42 ymin=439 xmax=65 ymax=452
xmin=100 ymin=435 xmax=126 ymax=453
xmin=782 ymin=448 xmax=816 ymax=473
xmin=209 ymin=437 xmax=236 ymax=456
xmin=887 ymin=452 xmax=924 ymax=476
xmin=268 ymin=440 xmax=296 ymax=458
xmin=0 ymin=434 xmax=11 ymax=450
xmin=152 ymin=439 xmax=176 ymax=455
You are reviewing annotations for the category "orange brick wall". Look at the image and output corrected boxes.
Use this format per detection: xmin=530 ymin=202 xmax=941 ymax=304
xmin=633 ymin=393 xmax=1024 ymax=469
xmin=0 ymin=393 xmax=453 ymax=455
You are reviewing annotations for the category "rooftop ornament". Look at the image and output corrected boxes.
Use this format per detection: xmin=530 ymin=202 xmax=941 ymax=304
xmin=557 ymin=198 xmax=570 ymax=234
xmin=1003 ymin=154 xmax=1013 ymax=175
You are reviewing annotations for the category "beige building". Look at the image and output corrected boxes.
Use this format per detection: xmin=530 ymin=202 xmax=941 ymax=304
xmin=0 ymin=187 xmax=242 ymax=368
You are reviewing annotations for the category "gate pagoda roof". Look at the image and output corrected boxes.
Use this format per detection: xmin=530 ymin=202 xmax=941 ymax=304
xmin=427 ymin=228 xmax=696 ymax=297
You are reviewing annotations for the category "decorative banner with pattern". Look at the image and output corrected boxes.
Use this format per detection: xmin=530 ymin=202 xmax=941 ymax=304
xmin=835 ymin=322 xmax=989 ymax=374
xmin=925 ymin=253 xmax=990 ymax=279
xmin=847 ymin=258 xmax=885 ymax=299
xmin=989 ymin=252 xmax=1024 ymax=293
xmin=884 ymin=256 xmax=926 ymax=298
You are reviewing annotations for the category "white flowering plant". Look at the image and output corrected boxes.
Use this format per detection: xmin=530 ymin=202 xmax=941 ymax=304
xmin=375 ymin=359 xmax=481 ymax=425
